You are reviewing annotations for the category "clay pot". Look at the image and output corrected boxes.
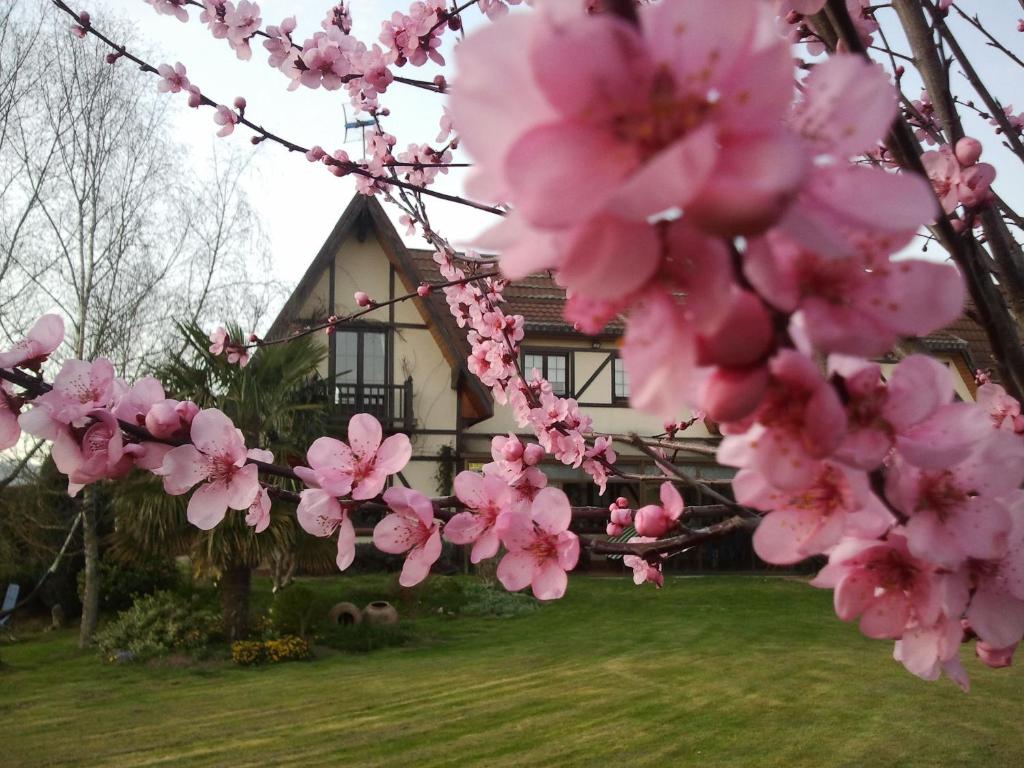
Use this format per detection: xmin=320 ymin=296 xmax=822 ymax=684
xmin=363 ymin=600 xmax=399 ymax=625
xmin=327 ymin=601 xmax=362 ymax=626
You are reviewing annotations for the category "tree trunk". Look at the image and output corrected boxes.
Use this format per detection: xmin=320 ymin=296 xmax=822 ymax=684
xmin=78 ymin=497 xmax=99 ymax=648
xmin=220 ymin=564 xmax=252 ymax=641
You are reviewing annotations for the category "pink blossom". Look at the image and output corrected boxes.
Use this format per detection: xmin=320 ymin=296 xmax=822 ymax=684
xmin=582 ymin=436 xmax=616 ymax=494
xmin=623 ymin=537 xmax=664 ymax=587
xmin=263 ymin=17 xmax=297 ymax=69
xmin=158 ymin=408 xmax=260 ymax=530
xmin=634 ymin=482 xmax=684 ymax=538
xmin=55 ymin=409 xmax=134 ymax=496
xmin=19 ymin=358 xmax=115 ymax=436
xmin=436 ymin=107 xmax=453 ymax=143
xmin=745 ymin=232 xmax=963 ymax=357
xmin=445 ymin=470 xmax=518 ymax=563
xmin=828 ymin=355 xmax=987 ymax=470
xmin=737 ymin=462 xmax=893 ymax=565
xmin=885 ymin=432 xmax=1024 ymax=568
xmin=976 ymin=382 xmax=1024 ymax=432
xmin=718 ymin=350 xmax=847 ymax=490
xmin=893 ymin=616 xmax=970 ymax=690
xmin=145 ymin=398 xmax=198 ymax=442
xmin=782 ymin=56 xmax=937 ymax=256
xmin=144 ymin=0 xmax=189 ymax=22
xmin=963 ymin=509 xmax=1024 ymax=650
xmin=922 ymin=145 xmax=996 ymax=213
xmin=0 ymin=314 xmax=64 ymax=371
xmin=156 ymin=62 xmax=190 ymax=94
xmin=812 ymin=533 xmax=947 ymax=639
xmin=296 ymin=32 xmax=353 ymax=91
xmin=374 ymin=487 xmax=442 ymax=587
xmin=296 ymin=488 xmax=355 ymax=571
xmin=496 ymin=487 xmax=579 ymax=600
xmin=293 ymin=413 xmax=411 ymax=500
xmin=214 ymin=105 xmax=239 ymax=137
xmin=224 ymin=0 xmax=261 ymax=60
xmin=245 ymin=487 xmax=271 ymax=533
xmin=453 ymin=0 xmax=804 ymax=237
xmin=209 ymin=327 xmax=228 ymax=355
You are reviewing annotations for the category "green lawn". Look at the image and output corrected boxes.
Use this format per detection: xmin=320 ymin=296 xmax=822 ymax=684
xmin=1 ymin=575 xmax=1021 ymax=767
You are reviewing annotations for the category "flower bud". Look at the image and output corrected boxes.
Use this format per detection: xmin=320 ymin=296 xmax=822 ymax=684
xmin=606 ymin=522 xmax=623 ymax=537
xmin=610 ymin=508 xmax=632 ymax=526
xmin=955 ymin=136 xmax=983 ymax=166
xmin=417 ymin=284 xmax=431 ymax=297
xmin=523 ymin=443 xmax=544 ymax=466
xmin=634 ymin=505 xmax=670 ymax=538
xmin=354 ymin=291 xmax=372 ymax=307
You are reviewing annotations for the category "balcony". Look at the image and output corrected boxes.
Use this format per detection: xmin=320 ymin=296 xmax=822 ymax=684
xmin=330 ymin=377 xmax=414 ymax=433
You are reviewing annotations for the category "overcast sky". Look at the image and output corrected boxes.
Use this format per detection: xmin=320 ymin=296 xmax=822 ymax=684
xmin=98 ymin=0 xmax=1024 ymax=330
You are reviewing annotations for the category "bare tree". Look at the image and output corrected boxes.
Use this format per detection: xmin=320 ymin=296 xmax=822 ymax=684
xmin=0 ymin=3 xmax=279 ymax=644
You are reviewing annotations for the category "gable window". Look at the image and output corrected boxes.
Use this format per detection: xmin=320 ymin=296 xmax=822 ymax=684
xmin=613 ymin=357 xmax=629 ymax=401
xmin=335 ymin=327 xmax=388 ymax=413
xmin=523 ymin=350 xmax=570 ymax=396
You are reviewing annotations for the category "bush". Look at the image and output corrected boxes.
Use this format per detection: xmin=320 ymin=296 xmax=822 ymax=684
xmin=459 ymin=580 xmax=538 ymax=618
xmin=231 ymin=635 xmax=310 ymax=666
xmin=317 ymin=621 xmax=417 ymax=653
xmin=78 ymin=557 xmax=180 ymax=614
xmin=95 ymin=590 xmax=220 ymax=662
xmin=269 ymin=584 xmax=333 ymax=638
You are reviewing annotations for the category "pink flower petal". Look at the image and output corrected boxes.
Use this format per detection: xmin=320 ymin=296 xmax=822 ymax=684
xmin=376 ymin=433 xmax=412 ymax=474
xmin=497 ymin=550 xmax=535 ymax=592
xmin=187 ymin=481 xmax=230 ymax=530
xmin=336 ymin=514 xmax=356 ymax=571
xmin=531 ymin=487 xmax=571 ymax=534
xmin=347 ymin=413 xmax=382 ymax=462
xmin=504 ymin=121 xmax=634 ymax=229
xmin=531 ymin=559 xmax=568 ymax=600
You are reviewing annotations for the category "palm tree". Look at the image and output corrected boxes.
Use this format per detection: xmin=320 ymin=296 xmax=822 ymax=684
xmin=112 ymin=322 xmax=334 ymax=640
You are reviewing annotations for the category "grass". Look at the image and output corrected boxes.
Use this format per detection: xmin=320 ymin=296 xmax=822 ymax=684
xmin=1 ymin=575 xmax=1022 ymax=767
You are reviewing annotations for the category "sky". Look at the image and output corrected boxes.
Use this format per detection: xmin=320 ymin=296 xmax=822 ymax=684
xmin=93 ymin=1 xmax=1024 ymax=331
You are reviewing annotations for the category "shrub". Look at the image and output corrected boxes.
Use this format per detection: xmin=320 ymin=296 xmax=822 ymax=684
xmin=231 ymin=640 xmax=264 ymax=666
xmin=265 ymin=635 xmax=311 ymax=662
xmin=269 ymin=584 xmax=333 ymax=638
xmin=317 ymin=621 xmax=417 ymax=653
xmin=459 ymin=580 xmax=538 ymax=618
xmin=78 ymin=557 xmax=180 ymax=614
xmin=231 ymin=635 xmax=310 ymax=666
xmin=95 ymin=590 xmax=220 ymax=662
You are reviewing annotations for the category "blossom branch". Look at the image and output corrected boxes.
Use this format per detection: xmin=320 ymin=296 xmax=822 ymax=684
xmin=50 ymin=0 xmax=505 ymax=216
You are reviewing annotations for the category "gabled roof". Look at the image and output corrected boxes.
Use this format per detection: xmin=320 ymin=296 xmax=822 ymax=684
xmin=267 ymin=195 xmax=493 ymax=421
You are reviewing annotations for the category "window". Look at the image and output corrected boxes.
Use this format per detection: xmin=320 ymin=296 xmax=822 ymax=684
xmin=335 ymin=328 xmax=388 ymax=411
xmin=523 ymin=350 xmax=570 ymax=396
xmin=613 ymin=357 xmax=629 ymax=401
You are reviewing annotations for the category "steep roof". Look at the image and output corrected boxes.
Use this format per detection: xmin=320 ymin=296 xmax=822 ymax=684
xmin=266 ymin=195 xmax=493 ymax=420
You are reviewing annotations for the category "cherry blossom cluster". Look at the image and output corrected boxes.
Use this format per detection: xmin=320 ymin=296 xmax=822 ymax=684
xmin=208 ymin=326 xmax=251 ymax=367
xmin=2 ymin=314 xmax=586 ymax=600
xmin=922 ymin=137 xmax=996 ymax=219
xmin=448 ymin=0 xmax=1022 ymax=687
xmin=430 ymin=248 xmax=614 ymax=489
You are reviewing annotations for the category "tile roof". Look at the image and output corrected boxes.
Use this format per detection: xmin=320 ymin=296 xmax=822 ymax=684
xmin=408 ymin=249 xmax=995 ymax=371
